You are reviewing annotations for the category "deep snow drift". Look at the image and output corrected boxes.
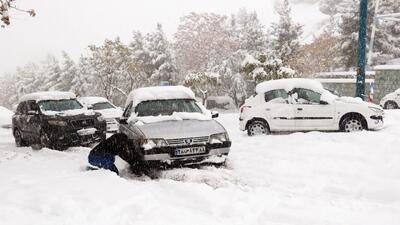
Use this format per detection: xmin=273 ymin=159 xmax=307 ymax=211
xmin=0 ymin=111 xmax=400 ymax=225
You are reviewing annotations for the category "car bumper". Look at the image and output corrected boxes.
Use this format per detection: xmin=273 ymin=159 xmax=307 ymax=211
xmin=368 ymin=115 xmax=384 ymax=130
xmin=141 ymin=142 xmax=231 ymax=165
xmin=45 ymin=124 xmax=106 ymax=147
xmin=144 ymin=147 xmax=230 ymax=161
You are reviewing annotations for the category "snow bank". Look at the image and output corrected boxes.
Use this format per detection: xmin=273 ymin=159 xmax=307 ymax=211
xmin=126 ymin=86 xmax=195 ymax=107
xmin=1 ymin=111 xmax=400 ymax=225
xmin=20 ymin=91 xmax=76 ymax=102
xmin=0 ymin=106 xmax=13 ymax=127
xmin=256 ymin=78 xmax=326 ymax=94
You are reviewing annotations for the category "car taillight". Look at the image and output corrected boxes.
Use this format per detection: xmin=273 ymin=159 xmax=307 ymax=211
xmin=240 ymin=106 xmax=251 ymax=113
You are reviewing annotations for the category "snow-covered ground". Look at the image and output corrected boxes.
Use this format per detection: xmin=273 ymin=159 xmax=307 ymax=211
xmin=1 ymin=111 xmax=400 ymax=225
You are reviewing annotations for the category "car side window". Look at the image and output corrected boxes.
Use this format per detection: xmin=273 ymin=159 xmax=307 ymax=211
xmin=26 ymin=100 xmax=39 ymax=113
xmin=264 ymin=89 xmax=289 ymax=103
xmin=16 ymin=102 xmax=27 ymax=114
xmin=122 ymin=102 xmax=133 ymax=118
xmin=293 ymin=88 xmax=321 ymax=104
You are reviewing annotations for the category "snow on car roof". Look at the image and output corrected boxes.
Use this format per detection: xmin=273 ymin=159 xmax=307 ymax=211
xmin=256 ymin=78 xmax=325 ymax=94
xmin=78 ymin=97 xmax=110 ymax=105
xmin=126 ymin=86 xmax=195 ymax=107
xmin=19 ymin=91 xmax=76 ymax=102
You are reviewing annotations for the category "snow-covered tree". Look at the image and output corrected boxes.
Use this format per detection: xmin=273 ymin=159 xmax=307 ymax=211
xmin=320 ymin=0 xmax=400 ymax=68
xmin=234 ymin=8 xmax=267 ymax=56
xmin=52 ymin=51 xmax=77 ymax=91
xmin=229 ymin=73 xmax=247 ymax=107
xmin=183 ymin=71 xmax=221 ymax=104
xmin=70 ymin=56 xmax=94 ymax=97
xmin=0 ymin=0 xmax=35 ymax=27
xmin=291 ymin=32 xmax=340 ymax=76
xmin=270 ymin=0 xmax=303 ymax=66
xmin=174 ymin=12 xmax=235 ymax=78
xmin=86 ymin=38 xmax=131 ymax=103
xmin=40 ymin=55 xmax=62 ymax=91
xmin=241 ymin=54 xmax=296 ymax=84
xmin=145 ymin=23 xmax=177 ymax=85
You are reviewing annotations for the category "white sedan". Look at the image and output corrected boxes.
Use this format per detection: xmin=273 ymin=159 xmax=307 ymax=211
xmin=78 ymin=97 xmax=123 ymax=132
xmin=239 ymin=78 xmax=384 ymax=135
xmin=380 ymin=88 xmax=400 ymax=109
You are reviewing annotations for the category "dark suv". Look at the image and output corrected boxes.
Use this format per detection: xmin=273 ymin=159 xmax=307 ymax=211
xmin=12 ymin=92 xmax=107 ymax=150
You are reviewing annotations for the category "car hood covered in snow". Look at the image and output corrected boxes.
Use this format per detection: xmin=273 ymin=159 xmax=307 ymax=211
xmin=95 ymin=108 xmax=122 ymax=120
xmin=135 ymin=119 xmax=226 ymax=139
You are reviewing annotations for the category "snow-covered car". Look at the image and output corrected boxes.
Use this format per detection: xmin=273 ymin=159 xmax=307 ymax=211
xmin=12 ymin=91 xmax=107 ymax=150
xmin=380 ymin=88 xmax=400 ymax=109
xmin=239 ymin=78 xmax=384 ymax=135
xmin=78 ymin=97 xmax=123 ymax=132
xmin=119 ymin=86 xmax=231 ymax=167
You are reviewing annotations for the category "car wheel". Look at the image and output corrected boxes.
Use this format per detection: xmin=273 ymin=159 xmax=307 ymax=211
xmin=341 ymin=116 xmax=364 ymax=132
xmin=384 ymin=101 xmax=398 ymax=110
xmin=247 ymin=120 xmax=269 ymax=136
xmin=14 ymin=129 xmax=27 ymax=147
xmin=39 ymin=131 xmax=52 ymax=149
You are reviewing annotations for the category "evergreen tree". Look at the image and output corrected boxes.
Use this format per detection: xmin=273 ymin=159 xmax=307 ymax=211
xmin=270 ymin=0 xmax=303 ymax=66
xmin=41 ymin=55 xmax=61 ymax=91
xmin=52 ymin=51 xmax=77 ymax=91
xmin=145 ymin=23 xmax=177 ymax=85
xmin=235 ymin=8 xmax=267 ymax=56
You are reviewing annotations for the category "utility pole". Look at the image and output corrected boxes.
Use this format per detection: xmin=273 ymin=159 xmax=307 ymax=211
xmin=355 ymin=0 xmax=369 ymax=99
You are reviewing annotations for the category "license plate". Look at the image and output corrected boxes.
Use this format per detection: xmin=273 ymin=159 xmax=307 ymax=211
xmin=174 ymin=146 xmax=206 ymax=156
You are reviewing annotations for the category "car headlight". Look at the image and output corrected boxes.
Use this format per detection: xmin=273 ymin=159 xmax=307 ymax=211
xmin=97 ymin=115 xmax=105 ymax=122
xmin=142 ymin=138 xmax=168 ymax=150
xmin=369 ymin=107 xmax=384 ymax=114
xmin=48 ymin=120 xmax=68 ymax=126
xmin=210 ymin=132 xmax=230 ymax=144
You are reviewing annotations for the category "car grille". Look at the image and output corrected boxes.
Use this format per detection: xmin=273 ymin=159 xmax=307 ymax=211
xmin=71 ymin=119 xmax=95 ymax=128
xmin=166 ymin=136 xmax=209 ymax=146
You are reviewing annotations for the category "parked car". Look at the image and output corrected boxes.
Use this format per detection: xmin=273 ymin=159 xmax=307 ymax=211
xmin=239 ymin=78 xmax=384 ymax=136
xmin=380 ymin=88 xmax=400 ymax=109
xmin=118 ymin=86 xmax=231 ymax=167
xmin=78 ymin=97 xmax=123 ymax=132
xmin=12 ymin=91 xmax=107 ymax=150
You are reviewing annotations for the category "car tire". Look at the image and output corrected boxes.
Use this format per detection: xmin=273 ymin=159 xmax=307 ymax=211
xmin=247 ymin=120 xmax=270 ymax=136
xmin=384 ymin=101 xmax=398 ymax=110
xmin=14 ymin=129 xmax=27 ymax=147
xmin=340 ymin=116 xmax=365 ymax=132
xmin=38 ymin=131 xmax=52 ymax=150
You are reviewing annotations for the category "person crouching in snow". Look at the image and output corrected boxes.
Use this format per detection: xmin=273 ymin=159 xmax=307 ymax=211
xmin=88 ymin=133 xmax=131 ymax=175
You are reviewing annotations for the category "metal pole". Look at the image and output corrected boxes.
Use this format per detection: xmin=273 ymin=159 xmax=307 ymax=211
xmin=356 ymin=0 xmax=369 ymax=99
xmin=367 ymin=0 xmax=380 ymax=66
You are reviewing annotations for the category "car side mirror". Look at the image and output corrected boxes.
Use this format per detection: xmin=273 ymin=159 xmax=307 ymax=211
xmin=320 ymin=100 xmax=329 ymax=105
xmin=211 ymin=111 xmax=219 ymax=118
xmin=87 ymin=104 xmax=94 ymax=110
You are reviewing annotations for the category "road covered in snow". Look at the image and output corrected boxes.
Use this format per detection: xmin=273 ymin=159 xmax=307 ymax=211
xmin=0 ymin=111 xmax=400 ymax=225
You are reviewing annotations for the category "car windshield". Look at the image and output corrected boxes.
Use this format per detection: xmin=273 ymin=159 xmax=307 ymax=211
xmin=135 ymin=99 xmax=202 ymax=117
xmin=38 ymin=99 xmax=83 ymax=112
xmin=92 ymin=102 xmax=115 ymax=110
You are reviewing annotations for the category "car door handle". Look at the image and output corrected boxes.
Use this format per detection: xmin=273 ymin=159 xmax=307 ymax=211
xmin=297 ymin=108 xmax=303 ymax=111
xmin=265 ymin=108 xmax=271 ymax=111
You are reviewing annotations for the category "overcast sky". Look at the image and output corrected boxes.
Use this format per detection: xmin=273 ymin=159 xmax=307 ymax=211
xmin=0 ymin=0 xmax=327 ymax=75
